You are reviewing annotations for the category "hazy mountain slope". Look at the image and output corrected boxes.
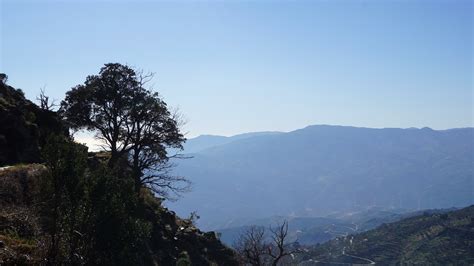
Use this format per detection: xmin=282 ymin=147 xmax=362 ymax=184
xmin=168 ymin=125 xmax=474 ymax=230
xmin=296 ymin=205 xmax=474 ymax=265
xmin=217 ymin=208 xmax=434 ymax=246
xmin=217 ymin=216 xmax=346 ymax=246
xmin=182 ymin=131 xmax=282 ymax=154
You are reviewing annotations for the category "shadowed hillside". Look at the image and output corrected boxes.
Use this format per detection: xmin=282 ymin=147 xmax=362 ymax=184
xmin=295 ymin=205 xmax=474 ymax=265
xmin=0 ymin=76 xmax=238 ymax=265
xmin=0 ymin=80 xmax=67 ymax=166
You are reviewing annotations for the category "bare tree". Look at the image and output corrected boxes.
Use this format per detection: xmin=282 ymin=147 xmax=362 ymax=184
xmin=234 ymin=221 xmax=300 ymax=266
xmin=267 ymin=221 xmax=299 ymax=266
xmin=234 ymin=226 xmax=267 ymax=266
xmin=37 ymin=87 xmax=58 ymax=111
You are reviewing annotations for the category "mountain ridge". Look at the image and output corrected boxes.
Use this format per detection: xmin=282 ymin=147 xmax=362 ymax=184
xmin=183 ymin=131 xmax=283 ymax=154
xmin=184 ymin=125 xmax=473 ymax=154
xmin=169 ymin=125 xmax=474 ymax=230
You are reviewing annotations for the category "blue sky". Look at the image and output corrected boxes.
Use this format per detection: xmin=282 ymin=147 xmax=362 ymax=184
xmin=1 ymin=0 xmax=472 ymax=138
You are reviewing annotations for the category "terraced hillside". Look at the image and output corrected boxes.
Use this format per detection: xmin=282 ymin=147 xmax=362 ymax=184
xmin=296 ymin=205 xmax=474 ymax=265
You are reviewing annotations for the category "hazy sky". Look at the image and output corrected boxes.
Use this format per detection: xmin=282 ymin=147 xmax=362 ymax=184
xmin=1 ymin=0 xmax=473 ymax=137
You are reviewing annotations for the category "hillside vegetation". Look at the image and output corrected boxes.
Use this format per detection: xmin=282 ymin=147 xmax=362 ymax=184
xmin=0 ymin=71 xmax=238 ymax=265
xmin=0 ymin=164 xmax=237 ymax=265
xmin=296 ymin=205 xmax=474 ymax=265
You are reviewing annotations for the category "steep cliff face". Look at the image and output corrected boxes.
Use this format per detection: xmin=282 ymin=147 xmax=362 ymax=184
xmin=0 ymin=80 xmax=66 ymax=166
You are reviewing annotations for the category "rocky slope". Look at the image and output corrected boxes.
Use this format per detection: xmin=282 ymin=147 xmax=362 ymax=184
xmin=0 ymin=78 xmax=66 ymax=166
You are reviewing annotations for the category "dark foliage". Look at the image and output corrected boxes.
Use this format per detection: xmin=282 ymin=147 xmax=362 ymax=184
xmin=0 ymin=81 xmax=67 ymax=166
xmin=60 ymin=63 xmax=187 ymax=198
xmin=1 ymin=74 xmax=238 ymax=265
xmin=40 ymin=135 xmax=152 ymax=265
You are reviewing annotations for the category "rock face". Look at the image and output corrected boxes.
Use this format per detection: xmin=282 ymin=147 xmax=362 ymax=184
xmin=0 ymin=79 xmax=67 ymax=166
xmin=143 ymin=201 xmax=238 ymax=265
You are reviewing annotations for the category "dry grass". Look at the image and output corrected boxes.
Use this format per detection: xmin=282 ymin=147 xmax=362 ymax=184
xmin=0 ymin=164 xmax=46 ymax=264
xmin=0 ymin=163 xmax=47 ymax=206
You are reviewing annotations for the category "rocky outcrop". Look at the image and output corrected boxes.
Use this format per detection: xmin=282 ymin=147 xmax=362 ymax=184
xmin=141 ymin=191 xmax=239 ymax=265
xmin=0 ymin=79 xmax=67 ymax=166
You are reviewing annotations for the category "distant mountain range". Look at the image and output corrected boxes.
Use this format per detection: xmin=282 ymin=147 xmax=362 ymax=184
xmin=167 ymin=125 xmax=474 ymax=230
